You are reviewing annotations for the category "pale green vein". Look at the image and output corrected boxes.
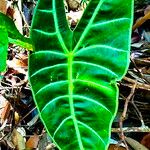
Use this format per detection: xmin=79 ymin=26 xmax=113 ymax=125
xmin=73 ymin=61 xmax=118 ymax=78
xmin=53 ymin=116 xmax=72 ymax=138
xmin=30 ymin=63 xmax=67 ymax=78
xmin=41 ymin=95 xmax=69 ymax=113
xmin=35 ymin=80 xmax=67 ymax=96
xmin=91 ymin=18 xmax=130 ymax=28
xmin=37 ymin=9 xmax=53 ymax=13
xmin=52 ymin=0 xmax=69 ymax=53
xmin=62 ymin=140 xmax=78 ymax=150
xmin=73 ymin=0 xmax=105 ymax=52
xmin=77 ymin=121 xmax=106 ymax=146
xmin=73 ymin=95 xmax=112 ymax=116
xmin=33 ymin=50 xmax=65 ymax=55
xmin=32 ymin=29 xmax=57 ymax=36
xmin=74 ymin=79 xmax=114 ymax=94
xmin=75 ymin=44 xmax=128 ymax=54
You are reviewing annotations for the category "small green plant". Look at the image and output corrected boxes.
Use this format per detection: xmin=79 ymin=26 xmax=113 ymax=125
xmin=0 ymin=0 xmax=134 ymax=149
xmin=0 ymin=13 xmax=32 ymax=71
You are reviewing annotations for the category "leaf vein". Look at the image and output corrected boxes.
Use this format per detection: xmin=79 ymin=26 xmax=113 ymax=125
xmin=73 ymin=95 xmax=112 ymax=116
xmin=30 ymin=63 xmax=67 ymax=78
xmin=73 ymin=61 xmax=118 ymax=78
xmin=37 ymin=9 xmax=53 ymax=13
xmin=32 ymin=29 xmax=56 ymax=36
xmin=53 ymin=116 xmax=72 ymax=138
xmin=92 ymin=18 xmax=130 ymax=28
xmin=73 ymin=0 xmax=105 ymax=52
xmin=73 ymin=79 xmax=113 ymax=93
xmin=75 ymin=44 xmax=127 ymax=54
xmin=33 ymin=50 xmax=65 ymax=55
xmin=53 ymin=0 xmax=69 ymax=53
xmin=35 ymin=80 xmax=67 ymax=96
xmin=41 ymin=95 xmax=68 ymax=113
xmin=77 ymin=121 xmax=106 ymax=146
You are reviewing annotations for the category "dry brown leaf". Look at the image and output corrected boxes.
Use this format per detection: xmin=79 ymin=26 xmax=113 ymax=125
xmin=108 ymin=144 xmax=126 ymax=150
xmin=7 ymin=55 xmax=28 ymax=68
xmin=125 ymin=137 xmax=148 ymax=150
xmin=141 ymin=133 xmax=150 ymax=149
xmin=0 ymin=101 xmax=11 ymax=123
xmin=15 ymin=111 xmax=20 ymax=125
xmin=26 ymin=133 xmax=39 ymax=149
xmin=0 ymin=0 xmax=7 ymax=14
xmin=0 ymin=95 xmax=8 ymax=117
xmin=45 ymin=143 xmax=56 ymax=150
xmin=11 ymin=128 xmax=26 ymax=150
xmin=66 ymin=0 xmax=80 ymax=11
xmin=144 ymin=5 xmax=150 ymax=15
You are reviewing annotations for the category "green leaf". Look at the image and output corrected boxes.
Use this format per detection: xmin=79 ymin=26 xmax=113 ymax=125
xmin=0 ymin=13 xmax=32 ymax=49
xmin=0 ymin=12 xmax=32 ymax=72
xmin=0 ymin=29 xmax=8 ymax=72
xmin=29 ymin=0 xmax=133 ymax=149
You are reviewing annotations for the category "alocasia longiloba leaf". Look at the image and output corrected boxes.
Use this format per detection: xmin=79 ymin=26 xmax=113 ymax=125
xmin=0 ymin=12 xmax=32 ymax=72
xmin=29 ymin=0 xmax=133 ymax=149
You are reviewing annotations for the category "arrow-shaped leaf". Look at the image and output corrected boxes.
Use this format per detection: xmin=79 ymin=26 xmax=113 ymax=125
xmin=29 ymin=0 xmax=133 ymax=149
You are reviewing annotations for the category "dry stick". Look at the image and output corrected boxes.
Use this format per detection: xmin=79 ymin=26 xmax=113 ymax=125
xmin=119 ymin=82 xmax=137 ymax=150
xmin=0 ymin=81 xmax=13 ymax=87
xmin=132 ymin=10 xmax=150 ymax=31
xmin=17 ymin=107 xmax=36 ymax=125
xmin=0 ymin=93 xmax=36 ymax=141
xmin=112 ymin=127 xmax=150 ymax=133
xmin=131 ymin=95 xmax=146 ymax=127
xmin=0 ymin=86 xmax=30 ymax=90
xmin=13 ymin=1 xmax=29 ymax=28
xmin=120 ymin=93 xmax=146 ymax=126
xmin=4 ymin=107 xmax=37 ymax=139
xmin=0 ymin=79 xmax=28 ymax=90
xmin=123 ymin=76 xmax=150 ymax=91
xmin=130 ymin=58 xmax=150 ymax=84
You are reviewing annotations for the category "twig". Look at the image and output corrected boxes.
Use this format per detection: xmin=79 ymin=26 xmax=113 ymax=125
xmin=0 ymin=86 xmax=30 ymax=90
xmin=0 ymin=133 xmax=8 ymax=141
xmin=112 ymin=127 xmax=150 ymax=132
xmin=132 ymin=10 xmax=150 ymax=31
xmin=131 ymin=97 xmax=146 ymax=127
xmin=17 ymin=107 xmax=36 ymax=125
xmin=130 ymin=58 xmax=150 ymax=84
xmin=120 ymin=82 xmax=137 ymax=120
xmin=0 ymin=81 xmax=12 ymax=87
xmin=120 ymin=93 xmax=146 ymax=128
xmin=119 ymin=82 xmax=137 ymax=150
xmin=0 ymin=79 xmax=28 ymax=91
xmin=122 ymin=76 xmax=150 ymax=91
xmin=4 ymin=107 xmax=37 ymax=138
xmin=13 ymin=1 xmax=29 ymax=28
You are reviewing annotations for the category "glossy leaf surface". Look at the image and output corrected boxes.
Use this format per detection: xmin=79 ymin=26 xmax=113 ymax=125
xmin=29 ymin=0 xmax=133 ymax=149
xmin=0 ymin=29 xmax=8 ymax=72
xmin=0 ymin=12 xmax=32 ymax=71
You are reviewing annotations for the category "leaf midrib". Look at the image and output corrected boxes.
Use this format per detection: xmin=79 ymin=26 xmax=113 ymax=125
xmin=68 ymin=52 xmax=84 ymax=149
